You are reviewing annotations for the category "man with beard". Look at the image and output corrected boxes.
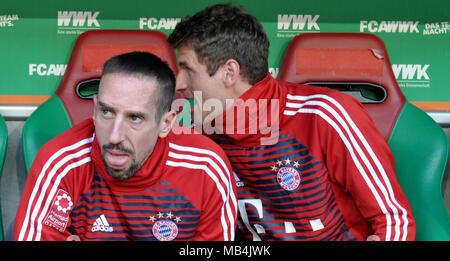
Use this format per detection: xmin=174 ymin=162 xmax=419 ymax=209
xmin=14 ymin=52 xmax=237 ymax=241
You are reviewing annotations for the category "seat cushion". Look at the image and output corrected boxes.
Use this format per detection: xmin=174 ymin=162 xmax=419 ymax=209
xmin=388 ymin=102 xmax=450 ymax=240
xmin=22 ymin=95 xmax=72 ymax=172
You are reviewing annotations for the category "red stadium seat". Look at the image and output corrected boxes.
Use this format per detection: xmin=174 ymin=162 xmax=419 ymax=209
xmin=58 ymin=29 xmax=178 ymax=125
xmin=278 ymin=33 xmax=403 ymax=141
xmin=22 ymin=29 xmax=178 ymax=172
xmin=278 ymin=32 xmax=450 ymax=241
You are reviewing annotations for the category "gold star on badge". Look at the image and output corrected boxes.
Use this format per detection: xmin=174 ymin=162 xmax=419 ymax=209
xmin=293 ymin=161 xmax=300 ymax=168
xmin=285 ymin=158 xmax=291 ymax=165
xmin=271 ymin=165 xmax=278 ymax=171
xmin=149 ymin=216 xmax=156 ymax=222
xmin=276 ymin=160 xmax=283 ymax=167
xmin=157 ymin=212 xmax=164 ymax=218
xmin=174 ymin=216 xmax=181 ymax=223
xmin=166 ymin=212 xmax=174 ymax=219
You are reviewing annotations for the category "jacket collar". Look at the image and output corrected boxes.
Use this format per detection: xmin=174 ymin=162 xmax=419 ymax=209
xmin=210 ymin=73 xmax=284 ymax=147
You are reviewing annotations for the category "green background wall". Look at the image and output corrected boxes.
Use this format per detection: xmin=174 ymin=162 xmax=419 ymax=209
xmin=1 ymin=0 xmax=449 ymax=109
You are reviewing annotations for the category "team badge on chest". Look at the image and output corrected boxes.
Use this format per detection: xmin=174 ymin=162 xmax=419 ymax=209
xmin=152 ymin=220 xmax=178 ymax=241
xmin=272 ymin=158 xmax=301 ymax=191
xmin=149 ymin=212 xmax=181 ymax=241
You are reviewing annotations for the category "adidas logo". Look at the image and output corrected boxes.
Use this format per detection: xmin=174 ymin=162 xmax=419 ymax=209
xmin=91 ymin=214 xmax=114 ymax=232
xmin=234 ymin=171 xmax=245 ymax=188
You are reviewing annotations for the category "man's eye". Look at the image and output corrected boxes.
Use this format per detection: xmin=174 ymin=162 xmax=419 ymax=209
xmin=185 ymin=67 xmax=194 ymax=76
xmin=181 ymin=65 xmax=193 ymax=75
xmin=101 ymin=109 xmax=112 ymax=117
xmin=130 ymin=115 xmax=143 ymax=123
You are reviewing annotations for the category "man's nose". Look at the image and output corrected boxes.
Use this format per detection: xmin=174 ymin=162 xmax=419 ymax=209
xmin=175 ymin=73 xmax=188 ymax=93
xmin=109 ymin=117 xmax=126 ymax=145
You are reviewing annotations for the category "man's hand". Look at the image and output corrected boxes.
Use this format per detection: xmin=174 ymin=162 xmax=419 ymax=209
xmin=66 ymin=235 xmax=81 ymax=241
xmin=367 ymin=235 xmax=381 ymax=241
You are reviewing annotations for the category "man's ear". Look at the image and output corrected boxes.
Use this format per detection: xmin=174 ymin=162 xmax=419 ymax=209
xmin=222 ymin=59 xmax=241 ymax=88
xmin=158 ymin=110 xmax=178 ymax=138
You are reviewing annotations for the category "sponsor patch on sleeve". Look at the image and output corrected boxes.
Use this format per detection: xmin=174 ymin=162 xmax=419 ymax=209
xmin=43 ymin=189 xmax=73 ymax=232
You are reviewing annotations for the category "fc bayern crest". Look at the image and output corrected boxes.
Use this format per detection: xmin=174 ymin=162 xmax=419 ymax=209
xmin=152 ymin=220 xmax=179 ymax=241
xmin=277 ymin=166 xmax=301 ymax=191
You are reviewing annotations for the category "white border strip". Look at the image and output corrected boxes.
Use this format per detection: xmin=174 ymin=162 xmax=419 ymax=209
xmin=426 ymin=111 xmax=450 ymax=127
xmin=0 ymin=105 xmax=37 ymax=120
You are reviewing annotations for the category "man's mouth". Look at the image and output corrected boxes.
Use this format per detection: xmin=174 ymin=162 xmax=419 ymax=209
xmin=105 ymin=150 xmax=130 ymax=169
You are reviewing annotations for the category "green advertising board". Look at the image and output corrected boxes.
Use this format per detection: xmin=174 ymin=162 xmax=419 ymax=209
xmin=1 ymin=0 xmax=449 ymax=110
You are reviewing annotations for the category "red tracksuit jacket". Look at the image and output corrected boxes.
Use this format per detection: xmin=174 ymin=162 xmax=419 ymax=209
xmin=210 ymin=74 xmax=415 ymax=241
xmin=14 ymin=119 xmax=237 ymax=241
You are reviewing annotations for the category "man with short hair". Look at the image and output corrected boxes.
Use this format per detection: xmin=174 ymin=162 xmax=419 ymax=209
xmin=168 ymin=4 xmax=416 ymax=241
xmin=14 ymin=52 xmax=237 ymax=241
